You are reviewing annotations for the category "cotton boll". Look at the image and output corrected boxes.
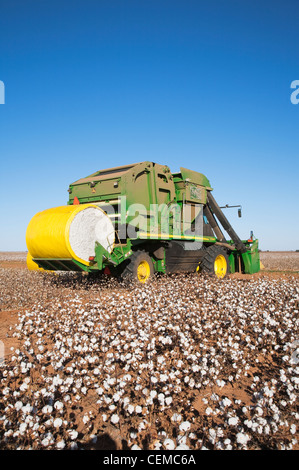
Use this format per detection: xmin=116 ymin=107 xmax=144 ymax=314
xmin=228 ymin=417 xmax=239 ymax=426
xmin=164 ymin=438 xmax=175 ymax=450
xmin=171 ymin=413 xmax=182 ymax=423
xmin=56 ymin=440 xmax=66 ymax=449
xmin=54 ymin=418 xmax=63 ymax=428
xmin=111 ymin=414 xmax=119 ymax=425
xmin=179 ymin=421 xmax=191 ymax=433
xmin=236 ymin=432 xmax=251 ymax=446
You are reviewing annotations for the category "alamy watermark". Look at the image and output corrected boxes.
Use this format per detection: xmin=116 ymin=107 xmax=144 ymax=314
xmin=97 ymin=197 xmax=204 ymax=245
xmin=0 ymin=80 xmax=4 ymax=104
xmin=290 ymin=80 xmax=299 ymax=105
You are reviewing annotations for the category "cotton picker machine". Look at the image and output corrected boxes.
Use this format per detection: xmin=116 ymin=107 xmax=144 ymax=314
xmin=26 ymin=162 xmax=261 ymax=283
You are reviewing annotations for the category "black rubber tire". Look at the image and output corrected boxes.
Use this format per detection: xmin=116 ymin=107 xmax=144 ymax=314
xmin=121 ymin=251 xmax=154 ymax=284
xmin=199 ymin=245 xmax=230 ymax=278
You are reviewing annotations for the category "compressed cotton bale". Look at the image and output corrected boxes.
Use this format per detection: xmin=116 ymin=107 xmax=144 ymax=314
xmin=68 ymin=206 xmax=115 ymax=261
xmin=26 ymin=204 xmax=115 ymax=266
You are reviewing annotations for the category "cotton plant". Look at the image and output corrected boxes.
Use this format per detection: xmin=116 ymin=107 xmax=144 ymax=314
xmin=0 ymin=270 xmax=298 ymax=450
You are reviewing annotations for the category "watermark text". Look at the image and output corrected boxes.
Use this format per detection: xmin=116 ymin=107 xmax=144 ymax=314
xmin=290 ymin=80 xmax=299 ymax=104
xmin=0 ymin=81 xmax=4 ymax=104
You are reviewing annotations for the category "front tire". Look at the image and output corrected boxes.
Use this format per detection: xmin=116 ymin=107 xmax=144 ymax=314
xmin=121 ymin=251 xmax=154 ymax=284
xmin=200 ymin=245 xmax=229 ymax=279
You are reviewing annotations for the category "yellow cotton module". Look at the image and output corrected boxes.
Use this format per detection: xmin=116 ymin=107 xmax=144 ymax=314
xmin=26 ymin=204 xmax=115 ymax=267
xmin=26 ymin=252 xmax=45 ymax=271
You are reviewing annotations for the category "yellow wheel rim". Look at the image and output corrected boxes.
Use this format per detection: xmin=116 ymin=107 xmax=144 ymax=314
xmin=214 ymin=255 xmax=227 ymax=278
xmin=137 ymin=260 xmax=151 ymax=283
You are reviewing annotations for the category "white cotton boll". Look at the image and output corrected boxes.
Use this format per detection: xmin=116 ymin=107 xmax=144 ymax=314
xmin=135 ymin=405 xmax=142 ymax=414
xmin=122 ymin=397 xmax=130 ymax=406
xmin=127 ymin=405 xmax=134 ymax=414
xmin=171 ymin=413 xmax=182 ymax=423
xmin=208 ymin=428 xmax=217 ymax=444
xmin=290 ymin=424 xmax=296 ymax=435
xmin=19 ymin=423 xmax=27 ymax=434
xmin=179 ymin=421 xmax=191 ymax=432
xmin=15 ymin=401 xmax=23 ymax=411
xmin=228 ymin=417 xmax=239 ymax=426
xmin=41 ymin=432 xmax=54 ymax=447
xmin=176 ymin=444 xmax=189 ymax=449
xmin=111 ymin=414 xmax=119 ymax=424
xmin=56 ymin=440 xmax=65 ymax=449
xmin=42 ymin=405 xmax=53 ymax=414
xmin=158 ymin=393 xmax=165 ymax=403
xmin=41 ymin=437 xmax=50 ymax=447
xmin=236 ymin=432 xmax=250 ymax=446
xmin=54 ymin=401 xmax=63 ymax=411
xmin=138 ymin=421 xmax=147 ymax=432
xmin=54 ymin=418 xmax=63 ymax=428
xmin=131 ymin=444 xmax=141 ymax=450
xmin=68 ymin=430 xmax=78 ymax=440
xmin=154 ymin=441 xmax=162 ymax=450
xmin=157 ymin=355 xmax=165 ymax=364
xmin=216 ymin=379 xmax=226 ymax=388
xmin=165 ymin=396 xmax=172 ymax=406
xmin=221 ymin=397 xmax=231 ymax=407
xmin=113 ymin=392 xmax=121 ymax=402
xmin=19 ymin=382 xmax=28 ymax=392
xmin=164 ymin=438 xmax=175 ymax=450
xmin=255 ymin=406 xmax=263 ymax=416
xmin=22 ymin=404 xmax=33 ymax=415
xmin=52 ymin=375 xmax=63 ymax=386
xmin=244 ymin=419 xmax=253 ymax=429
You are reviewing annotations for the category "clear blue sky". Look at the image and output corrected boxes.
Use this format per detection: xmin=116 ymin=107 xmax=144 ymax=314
xmin=0 ymin=0 xmax=298 ymax=251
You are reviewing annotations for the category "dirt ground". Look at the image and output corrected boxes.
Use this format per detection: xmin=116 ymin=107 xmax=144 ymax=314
xmin=0 ymin=251 xmax=298 ymax=450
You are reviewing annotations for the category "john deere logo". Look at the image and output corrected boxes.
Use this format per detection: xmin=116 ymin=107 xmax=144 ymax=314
xmin=0 ymin=81 xmax=4 ymax=104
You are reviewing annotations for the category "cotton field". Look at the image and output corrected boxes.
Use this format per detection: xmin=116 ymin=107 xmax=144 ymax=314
xmin=0 ymin=252 xmax=298 ymax=450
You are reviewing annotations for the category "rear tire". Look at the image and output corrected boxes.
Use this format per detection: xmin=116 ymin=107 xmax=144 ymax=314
xmin=200 ymin=245 xmax=229 ymax=279
xmin=121 ymin=251 xmax=154 ymax=284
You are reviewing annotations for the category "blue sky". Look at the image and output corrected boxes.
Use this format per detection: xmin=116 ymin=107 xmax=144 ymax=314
xmin=0 ymin=0 xmax=298 ymax=251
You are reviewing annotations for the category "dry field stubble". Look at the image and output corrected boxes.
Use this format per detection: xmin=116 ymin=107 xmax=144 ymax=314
xmin=0 ymin=251 xmax=298 ymax=450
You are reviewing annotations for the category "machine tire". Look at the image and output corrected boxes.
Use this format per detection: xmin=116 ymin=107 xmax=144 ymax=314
xmin=121 ymin=251 xmax=154 ymax=284
xmin=200 ymin=245 xmax=229 ymax=279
